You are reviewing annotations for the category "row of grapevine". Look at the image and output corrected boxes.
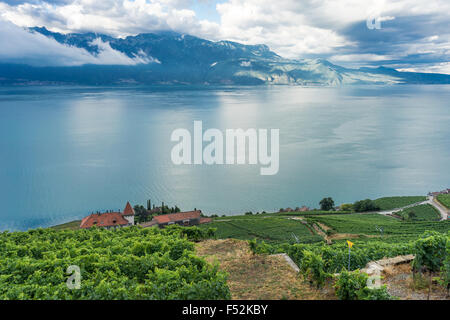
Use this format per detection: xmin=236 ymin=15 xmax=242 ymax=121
xmin=250 ymin=230 xmax=450 ymax=299
xmin=249 ymin=239 xmax=414 ymax=273
xmin=0 ymin=225 xmax=229 ymax=300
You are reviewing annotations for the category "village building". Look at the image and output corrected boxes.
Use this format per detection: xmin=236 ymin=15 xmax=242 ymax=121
xmin=80 ymin=202 xmax=135 ymax=229
xmin=428 ymin=188 xmax=450 ymax=196
xmin=140 ymin=210 xmax=211 ymax=228
xmin=280 ymin=206 xmax=310 ymax=213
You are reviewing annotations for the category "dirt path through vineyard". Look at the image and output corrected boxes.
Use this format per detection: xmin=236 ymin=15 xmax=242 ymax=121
xmin=196 ymin=239 xmax=335 ymax=300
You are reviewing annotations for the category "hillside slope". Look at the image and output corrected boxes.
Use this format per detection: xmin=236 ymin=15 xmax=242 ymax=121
xmin=1 ymin=27 xmax=449 ymax=86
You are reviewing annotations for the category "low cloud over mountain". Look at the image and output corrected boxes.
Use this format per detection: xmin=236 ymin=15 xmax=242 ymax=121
xmin=0 ymin=20 xmax=155 ymax=66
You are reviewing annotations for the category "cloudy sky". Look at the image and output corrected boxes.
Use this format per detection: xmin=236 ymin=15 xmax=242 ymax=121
xmin=0 ymin=0 xmax=449 ymax=73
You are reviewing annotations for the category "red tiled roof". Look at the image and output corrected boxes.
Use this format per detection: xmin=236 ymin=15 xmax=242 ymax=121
xmin=80 ymin=212 xmax=129 ymax=228
xmin=153 ymin=210 xmax=201 ymax=224
xmin=123 ymin=201 xmax=135 ymax=216
xmin=199 ymin=217 xmax=212 ymax=224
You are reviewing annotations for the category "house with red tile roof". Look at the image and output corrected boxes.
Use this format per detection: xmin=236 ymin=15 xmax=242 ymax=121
xmin=140 ymin=210 xmax=208 ymax=228
xmin=80 ymin=201 xmax=135 ymax=229
xmin=428 ymin=188 xmax=450 ymax=196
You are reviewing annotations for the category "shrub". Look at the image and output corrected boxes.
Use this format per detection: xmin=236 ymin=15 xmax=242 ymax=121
xmin=299 ymin=250 xmax=330 ymax=287
xmin=411 ymin=272 xmax=429 ymax=290
xmin=440 ymin=236 xmax=450 ymax=294
xmin=180 ymin=227 xmax=217 ymax=242
xmin=353 ymin=199 xmax=380 ymax=212
xmin=334 ymin=270 xmax=368 ymax=300
xmin=357 ymin=286 xmax=393 ymax=300
xmin=162 ymin=225 xmax=216 ymax=242
xmin=334 ymin=270 xmax=392 ymax=300
xmin=248 ymin=239 xmax=276 ymax=255
xmin=340 ymin=203 xmax=354 ymax=212
xmin=412 ymin=231 xmax=447 ymax=273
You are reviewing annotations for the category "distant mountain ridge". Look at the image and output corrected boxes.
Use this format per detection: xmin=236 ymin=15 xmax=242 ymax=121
xmin=0 ymin=27 xmax=449 ymax=86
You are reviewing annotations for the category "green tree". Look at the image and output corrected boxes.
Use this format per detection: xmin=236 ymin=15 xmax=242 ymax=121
xmin=407 ymin=211 xmax=417 ymax=221
xmin=319 ymin=197 xmax=335 ymax=211
xmin=134 ymin=205 xmax=151 ymax=223
xmin=340 ymin=203 xmax=354 ymax=212
xmin=353 ymin=199 xmax=380 ymax=212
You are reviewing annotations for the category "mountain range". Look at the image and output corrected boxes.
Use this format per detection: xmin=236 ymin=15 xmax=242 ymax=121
xmin=1 ymin=27 xmax=449 ymax=86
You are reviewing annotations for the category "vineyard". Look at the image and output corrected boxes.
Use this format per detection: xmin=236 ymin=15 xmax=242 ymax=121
xmin=308 ymin=213 xmax=450 ymax=241
xmin=0 ymin=226 xmax=230 ymax=300
xmin=248 ymin=231 xmax=449 ymax=300
xmin=200 ymin=207 xmax=450 ymax=246
xmin=200 ymin=217 xmax=322 ymax=244
xmin=394 ymin=204 xmax=441 ymax=221
xmin=199 ymin=201 xmax=449 ymax=299
xmin=3 ymin=194 xmax=449 ymax=300
xmin=437 ymin=194 xmax=450 ymax=209
xmin=372 ymin=196 xmax=426 ymax=210
xmin=249 ymin=237 xmax=414 ymax=273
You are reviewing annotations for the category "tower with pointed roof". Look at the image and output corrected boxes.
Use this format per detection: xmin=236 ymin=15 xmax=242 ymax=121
xmin=122 ymin=201 xmax=135 ymax=225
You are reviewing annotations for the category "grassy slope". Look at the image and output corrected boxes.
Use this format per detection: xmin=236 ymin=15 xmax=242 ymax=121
xmin=195 ymin=239 xmax=330 ymax=300
xmin=373 ymin=196 xmax=426 ymax=210
xmin=437 ymin=194 xmax=450 ymax=209
xmin=49 ymin=220 xmax=81 ymax=230
xmin=394 ymin=204 xmax=441 ymax=221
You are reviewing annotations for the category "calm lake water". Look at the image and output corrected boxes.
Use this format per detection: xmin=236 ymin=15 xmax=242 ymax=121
xmin=0 ymin=85 xmax=449 ymax=230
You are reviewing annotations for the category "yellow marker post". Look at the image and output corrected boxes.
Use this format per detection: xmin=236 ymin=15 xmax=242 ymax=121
xmin=347 ymin=240 xmax=354 ymax=270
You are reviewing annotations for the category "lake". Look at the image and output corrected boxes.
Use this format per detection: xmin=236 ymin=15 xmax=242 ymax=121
xmin=0 ymin=85 xmax=449 ymax=231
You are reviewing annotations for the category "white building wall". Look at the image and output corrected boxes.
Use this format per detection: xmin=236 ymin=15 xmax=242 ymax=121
xmin=124 ymin=215 xmax=134 ymax=225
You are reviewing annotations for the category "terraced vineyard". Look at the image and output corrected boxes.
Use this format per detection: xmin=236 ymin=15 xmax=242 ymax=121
xmin=199 ymin=217 xmax=323 ymax=244
xmin=437 ymin=194 xmax=450 ymax=209
xmin=373 ymin=196 xmax=426 ymax=210
xmin=199 ymin=195 xmax=449 ymax=300
xmin=278 ymin=211 xmax=352 ymax=216
xmin=308 ymin=213 xmax=450 ymax=242
xmin=201 ymin=200 xmax=449 ymax=245
xmin=394 ymin=204 xmax=441 ymax=221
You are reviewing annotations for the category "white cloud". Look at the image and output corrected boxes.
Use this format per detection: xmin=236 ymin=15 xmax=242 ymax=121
xmin=396 ymin=62 xmax=450 ymax=74
xmin=215 ymin=0 xmax=450 ymax=59
xmin=0 ymin=0 xmax=449 ymax=72
xmin=0 ymin=20 xmax=154 ymax=66
xmin=216 ymin=0 xmax=351 ymax=57
xmin=329 ymin=54 xmax=395 ymax=63
xmin=0 ymin=0 xmax=220 ymax=37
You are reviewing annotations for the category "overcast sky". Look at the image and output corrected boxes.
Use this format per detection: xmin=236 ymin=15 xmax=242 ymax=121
xmin=0 ymin=0 xmax=449 ymax=73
